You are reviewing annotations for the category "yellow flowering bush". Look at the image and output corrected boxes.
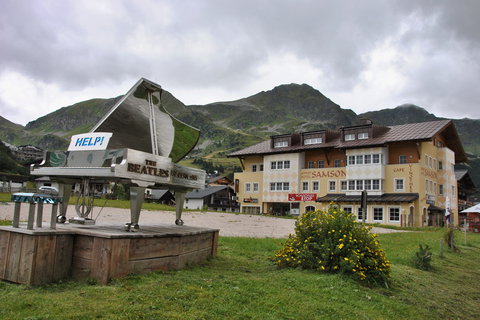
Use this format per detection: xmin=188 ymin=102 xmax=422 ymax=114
xmin=273 ymin=205 xmax=391 ymax=286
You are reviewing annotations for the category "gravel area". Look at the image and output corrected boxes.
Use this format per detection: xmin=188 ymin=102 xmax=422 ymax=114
xmin=0 ymin=202 xmax=407 ymax=237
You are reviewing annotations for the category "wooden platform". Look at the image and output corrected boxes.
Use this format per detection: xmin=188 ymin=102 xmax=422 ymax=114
xmin=0 ymin=224 xmax=219 ymax=285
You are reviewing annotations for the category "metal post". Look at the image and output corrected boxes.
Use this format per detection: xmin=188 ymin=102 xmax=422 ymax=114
xmin=27 ymin=202 xmax=36 ymax=230
xmin=127 ymin=186 xmax=145 ymax=231
xmin=59 ymin=183 xmax=72 ymax=221
xmin=175 ymin=191 xmax=186 ymax=226
xmin=50 ymin=203 xmax=58 ymax=230
xmin=36 ymin=201 xmax=44 ymax=228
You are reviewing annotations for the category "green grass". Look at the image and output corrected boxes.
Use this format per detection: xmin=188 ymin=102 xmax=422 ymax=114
xmin=0 ymin=231 xmax=479 ymax=319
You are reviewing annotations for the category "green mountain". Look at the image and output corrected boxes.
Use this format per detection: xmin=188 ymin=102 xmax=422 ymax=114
xmin=1 ymin=84 xmax=480 ymax=184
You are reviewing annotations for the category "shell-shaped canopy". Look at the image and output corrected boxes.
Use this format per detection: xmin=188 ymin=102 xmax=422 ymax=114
xmin=90 ymin=78 xmax=199 ymax=162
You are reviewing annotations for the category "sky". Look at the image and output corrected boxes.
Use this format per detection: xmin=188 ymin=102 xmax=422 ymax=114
xmin=1 ymin=0 xmax=480 ymax=126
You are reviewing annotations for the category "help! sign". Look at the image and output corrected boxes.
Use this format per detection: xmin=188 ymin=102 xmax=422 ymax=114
xmin=68 ymin=133 xmax=113 ymax=151
xmin=288 ymin=193 xmax=317 ymax=202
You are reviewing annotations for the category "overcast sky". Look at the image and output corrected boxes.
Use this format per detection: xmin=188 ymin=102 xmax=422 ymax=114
xmin=1 ymin=0 xmax=480 ymax=125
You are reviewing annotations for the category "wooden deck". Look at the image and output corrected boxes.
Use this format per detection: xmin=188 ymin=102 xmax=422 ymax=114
xmin=0 ymin=223 xmax=219 ymax=285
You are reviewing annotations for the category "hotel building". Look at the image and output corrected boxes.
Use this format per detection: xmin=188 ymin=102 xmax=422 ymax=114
xmin=229 ymin=120 xmax=467 ymax=226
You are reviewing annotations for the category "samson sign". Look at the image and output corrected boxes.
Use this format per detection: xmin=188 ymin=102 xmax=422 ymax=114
xmin=288 ymin=193 xmax=317 ymax=201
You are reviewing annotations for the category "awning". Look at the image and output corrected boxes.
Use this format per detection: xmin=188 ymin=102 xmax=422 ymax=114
xmin=316 ymin=193 xmax=419 ymax=203
xmin=428 ymin=204 xmax=444 ymax=212
xmin=461 ymin=203 xmax=480 ymax=213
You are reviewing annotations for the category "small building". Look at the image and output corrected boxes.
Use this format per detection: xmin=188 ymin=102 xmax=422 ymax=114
xmin=145 ymin=189 xmax=175 ymax=205
xmin=207 ymin=176 xmax=233 ymax=186
xmin=455 ymin=169 xmax=477 ymax=224
xmin=184 ymin=185 xmax=239 ymax=212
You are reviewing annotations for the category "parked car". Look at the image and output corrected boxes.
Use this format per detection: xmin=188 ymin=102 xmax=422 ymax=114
xmin=38 ymin=186 xmax=59 ymax=194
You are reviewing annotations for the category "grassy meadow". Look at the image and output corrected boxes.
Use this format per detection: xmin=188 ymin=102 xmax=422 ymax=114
xmin=0 ymin=230 xmax=479 ymax=319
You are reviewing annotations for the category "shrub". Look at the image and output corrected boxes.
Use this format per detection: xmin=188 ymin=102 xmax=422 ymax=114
xmin=273 ymin=205 xmax=391 ymax=286
xmin=414 ymin=244 xmax=432 ymax=270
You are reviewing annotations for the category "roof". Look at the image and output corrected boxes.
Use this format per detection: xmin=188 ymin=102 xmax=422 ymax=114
xmin=315 ymin=193 xmax=419 ymax=203
xmin=186 ymin=185 xmax=228 ymax=199
xmin=228 ymin=120 xmax=467 ymax=162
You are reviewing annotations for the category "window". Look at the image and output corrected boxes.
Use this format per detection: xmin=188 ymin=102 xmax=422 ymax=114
xmin=312 ymin=181 xmax=319 ymax=192
xmin=329 ymin=181 xmax=336 ymax=192
xmin=305 ymin=206 xmax=316 ymax=213
xmin=318 ymin=160 xmax=324 ymax=168
xmin=372 ymin=179 xmax=380 ymax=190
xmin=252 ymin=164 xmax=257 ymax=172
xmin=364 ymin=179 xmax=372 ymax=190
xmin=245 ymin=183 xmax=251 ymax=192
xmin=389 ymin=207 xmax=400 ymax=222
xmin=342 ymin=206 xmax=353 ymax=214
xmin=274 ymin=140 xmax=288 ymax=148
xmin=270 ymin=182 xmax=290 ymax=191
xmin=399 ymin=155 xmax=407 ymax=164
xmin=304 ymin=137 xmax=323 ymax=145
xmin=253 ymin=183 xmax=259 ymax=192
xmin=345 ymin=133 xmax=355 ymax=141
xmin=356 ymin=155 xmax=364 ymax=165
xmin=302 ymin=181 xmax=309 ymax=192
xmin=307 ymin=161 xmax=315 ymax=168
xmin=260 ymin=164 xmax=264 ymax=171
xmin=438 ymin=161 xmax=443 ymax=170
xmin=348 ymin=180 xmax=355 ymax=191
xmin=348 ymin=156 xmax=355 ymax=165
xmin=372 ymin=154 xmax=380 ymax=164
xmin=358 ymin=132 xmax=369 ymax=139
xmin=439 ymin=184 xmax=444 ymax=195
xmin=356 ymin=180 xmax=364 ymax=191
xmin=357 ymin=207 xmax=367 ymax=221
xmin=373 ymin=207 xmax=383 ymax=221
xmin=334 ymin=159 xmax=341 ymax=167
xmin=341 ymin=180 xmax=347 ymax=191
xmin=364 ymin=154 xmax=371 ymax=164
xmin=395 ymin=178 xmax=404 ymax=191
xmin=271 ymin=161 xmax=290 ymax=170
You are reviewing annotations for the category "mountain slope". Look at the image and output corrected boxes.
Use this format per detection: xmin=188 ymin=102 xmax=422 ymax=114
xmin=191 ymin=83 xmax=358 ymax=135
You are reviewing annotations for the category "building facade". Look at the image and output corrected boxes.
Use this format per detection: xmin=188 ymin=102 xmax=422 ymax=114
xmin=230 ymin=120 xmax=467 ymax=227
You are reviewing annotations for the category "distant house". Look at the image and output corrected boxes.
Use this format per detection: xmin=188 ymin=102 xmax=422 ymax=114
xmin=207 ymin=176 xmax=233 ymax=186
xmin=455 ymin=169 xmax=477 ymax=224
xmin=145 ymin=189 xmax=175 ymax=205
xmin=184 ymin=185 xmax=239 ymax=212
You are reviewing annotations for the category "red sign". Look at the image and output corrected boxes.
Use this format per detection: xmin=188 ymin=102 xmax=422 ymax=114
xmin=288 ymin=193 xmax=317 ymax=202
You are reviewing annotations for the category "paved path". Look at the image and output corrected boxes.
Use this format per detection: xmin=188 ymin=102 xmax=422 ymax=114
xmin=0 ymin=202 xmax=407 ymax=238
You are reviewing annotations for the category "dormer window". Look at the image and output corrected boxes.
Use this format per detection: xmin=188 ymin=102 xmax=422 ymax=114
xmin=345 ymin=133 xmax=355 ymax=141
xmin=274 ymin=140 xmax=288 ymax=148
xmin=304 ymin=137 xmax=323 ymax=145
xmin=358 ymin=132 xmax=369 ymax=140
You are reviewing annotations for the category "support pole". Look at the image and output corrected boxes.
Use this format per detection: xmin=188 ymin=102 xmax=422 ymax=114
xmin=175 ymin=191 xmax=186 ymax=226
xmin=13 ymin=202 xmax=21 ymax=228
xmin=59 ymin=183 xmax=72 ymax=222
xmin=50 ymin=203 xmax=58 ymax=230
xmin=36 ymin=202 xmax=44 ymax=228
xmin=27 ymin=202 xmax=35 ymax=230
xmin=126 ymin=186 xmax=145 ymax=231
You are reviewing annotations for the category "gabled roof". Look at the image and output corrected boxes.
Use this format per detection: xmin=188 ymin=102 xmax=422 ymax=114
xmin=228 ymin=120 xmax=467 ymax=162
xmin=185 ymin=185 xmax=228 ymax=199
